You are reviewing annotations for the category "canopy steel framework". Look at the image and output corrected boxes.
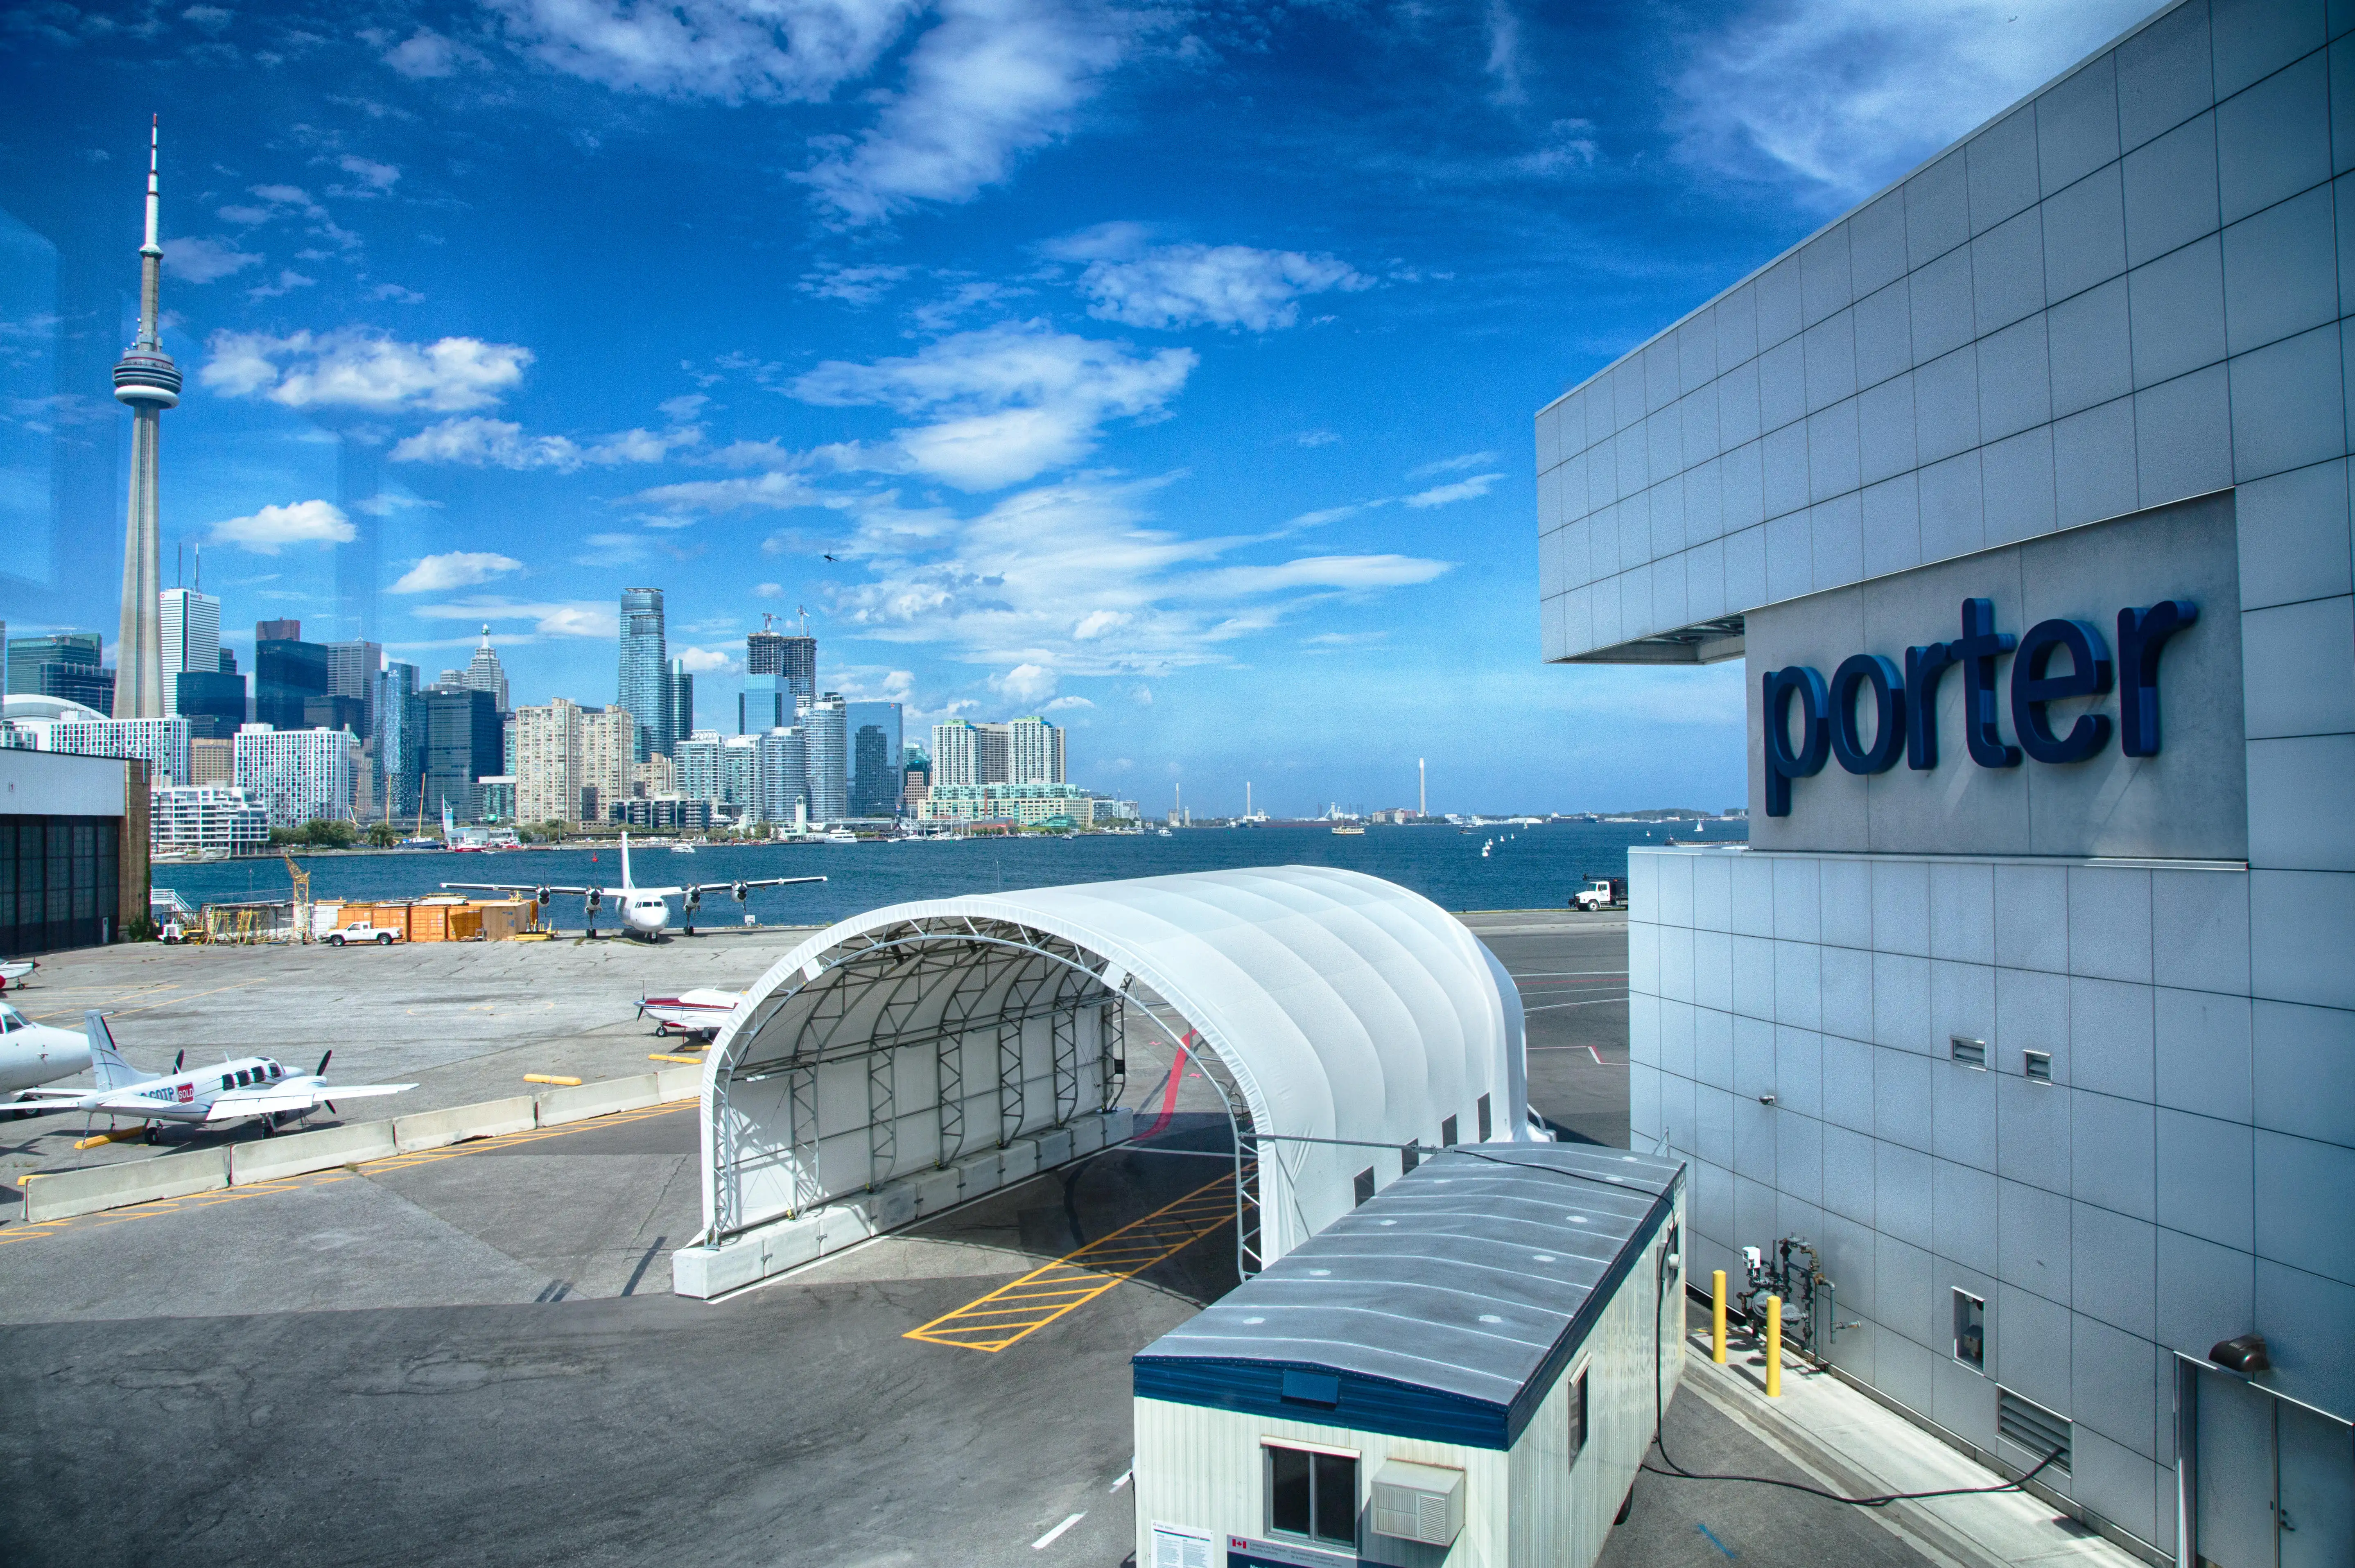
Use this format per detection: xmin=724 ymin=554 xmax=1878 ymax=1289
xmin=698 ymin=867 xmax=1530 ymax=1270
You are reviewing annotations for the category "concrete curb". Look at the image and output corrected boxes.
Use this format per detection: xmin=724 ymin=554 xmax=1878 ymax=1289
xmin=229 ymin=1121 xmax=396 ymax=1186
xmin=393 ymin=1096 xmax=536 ymax=1154
xmin=19 ymin=1065 xmax=714 ymax=1225
xmin=535 ymin=1072 xmax=661 ymax=1126
xmin=20 ymin=1146 xmax=231 ymax=1222
xmin=671 ymin=1105 xmax=1138 ymax=1300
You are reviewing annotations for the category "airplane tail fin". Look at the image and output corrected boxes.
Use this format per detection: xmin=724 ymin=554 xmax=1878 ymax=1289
xmin=620 ymin=832 xmax=632 ymax=890
xmin=85 ymin=1012 xmax=145 ymax=1091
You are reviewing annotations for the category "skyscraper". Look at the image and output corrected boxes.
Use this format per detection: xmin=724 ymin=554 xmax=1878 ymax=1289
xmin=421 ymin=684 xmax=499 ymax=822
xmin=847 ymin=700 xmax=904 ymax=817
xmin=746 ymin=615 xmax=816 ymax=707
xmin=799 ymin=692 xmax=847 ymax=823
xmin=616 ymin=588 xmax=670 ymax=761
xmin=111 ymin=120 xmax=177 ymax=722
xmin=159 ymin=587 xmax=219 ymax=715
xmin=670 ymin=657 xmax=693 ymax=748
xmin=1004 ymin=716 xmax=1065 ymax=784
xmin=463 ymin=625 xmax=509 ymax=712
xmin=255 ymin=623 xmax=330 ymax=731
xmin=327 ymin=638 xmax=381 ymax=735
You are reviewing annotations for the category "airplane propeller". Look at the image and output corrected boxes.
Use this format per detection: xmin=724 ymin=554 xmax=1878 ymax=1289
xmin=315 ymin=1049 xmax=332 ymax=1078
xmin=731 ymin=881 xmax=750 ymax=904
xmin=172 ymin=1050 xmax=184 ymax=1073
xmin=533 ymin=886 xmax=552 ymax=906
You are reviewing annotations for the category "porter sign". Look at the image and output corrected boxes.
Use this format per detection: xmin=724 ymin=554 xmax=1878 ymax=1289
xmin=1762 ymin=597 xmax=2198 ymax=816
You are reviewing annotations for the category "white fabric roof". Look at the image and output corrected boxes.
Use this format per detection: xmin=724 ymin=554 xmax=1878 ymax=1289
xmin=707 ymin=865 xmax=1528 ymax=1260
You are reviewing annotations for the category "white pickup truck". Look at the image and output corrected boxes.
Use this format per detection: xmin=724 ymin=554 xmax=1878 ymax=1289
xmin=327 ymin=922 xmax=402 ymax=947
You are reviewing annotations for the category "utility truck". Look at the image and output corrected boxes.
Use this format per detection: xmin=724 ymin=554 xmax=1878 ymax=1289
xmin=1570 ymin=877 xmax=1627 ymax=912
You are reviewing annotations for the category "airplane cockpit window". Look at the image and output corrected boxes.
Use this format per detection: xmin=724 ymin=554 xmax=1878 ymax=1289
xmin=0 ymin=1005 xmax=18 ymax=1033
xmin=267 ymin=1062 xmax=282 ymax=1078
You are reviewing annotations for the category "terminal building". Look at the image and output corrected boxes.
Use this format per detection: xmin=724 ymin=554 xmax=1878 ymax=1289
xmin=1538 ymin=1 xmax=2354 ymax=1560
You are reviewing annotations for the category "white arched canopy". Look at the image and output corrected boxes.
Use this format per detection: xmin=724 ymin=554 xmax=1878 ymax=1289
xmin=699 ymin=865 xmax=1529 ymax=1266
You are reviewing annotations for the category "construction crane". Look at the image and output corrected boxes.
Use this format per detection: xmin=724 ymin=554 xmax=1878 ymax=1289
xmin=281 ymin=850 xmax=313 ymax=944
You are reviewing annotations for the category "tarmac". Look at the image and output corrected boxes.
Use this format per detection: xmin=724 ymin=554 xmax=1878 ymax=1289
xmin=0 ymin=908 xmax=2074 ymax=1567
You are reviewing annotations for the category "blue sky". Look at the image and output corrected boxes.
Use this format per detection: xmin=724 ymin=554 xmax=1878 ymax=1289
xmin=0 ymin=0 xmax=2159 ymax=815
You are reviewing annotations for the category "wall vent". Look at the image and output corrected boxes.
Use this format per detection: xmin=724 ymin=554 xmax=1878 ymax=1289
xmin=1370 ymin=1460 xmax=1464 ymax=1547
xmin=1353 ymin=1167 xmax=1375 ymax=1206
xmin=2023 ymin=1050 xmax=2053 ymax=1083
xmin=1950 ymin=1036 xmax=1987 ymax=1069
xmin=1996 ymin=1387 xmax=2071 ymax=1473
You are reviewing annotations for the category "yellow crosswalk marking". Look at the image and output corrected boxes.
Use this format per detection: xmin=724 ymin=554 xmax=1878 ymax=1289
xmin=904 ymin=1163 xmax=1251 ymax=1353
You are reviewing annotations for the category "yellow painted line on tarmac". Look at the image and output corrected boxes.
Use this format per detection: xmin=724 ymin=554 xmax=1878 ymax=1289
xmin=903 ymin=1164 xmax=1251 ymax=1354
xmin=0 ymin=1100 xmax=694 ymax=1248
xmin=27 ymin=974 xmax=271 ymax=1028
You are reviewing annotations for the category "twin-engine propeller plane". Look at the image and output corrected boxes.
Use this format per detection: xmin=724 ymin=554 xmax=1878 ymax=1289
xmin=9 ymin=1013 xmax=414 ymax=1141
xmin=443 ymin=834 xmax=825 ymax=940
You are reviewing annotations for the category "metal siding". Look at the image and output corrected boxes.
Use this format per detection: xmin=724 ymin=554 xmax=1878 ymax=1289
xmin=1135 ymin=1191 xmax=1688 ymax=1568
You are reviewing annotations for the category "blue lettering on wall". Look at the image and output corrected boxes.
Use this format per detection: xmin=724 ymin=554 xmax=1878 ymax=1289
xmin=1764 ymin=598 xmax=2196 ymax=816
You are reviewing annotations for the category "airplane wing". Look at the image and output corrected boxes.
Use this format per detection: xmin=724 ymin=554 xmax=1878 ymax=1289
xmin=203 ymin=1082 xmax=416 ymax=1121
xmin=687 ymin=876 xmax=829 ymax=895
xmin=440 ymin=882 xmax=594 ymax=896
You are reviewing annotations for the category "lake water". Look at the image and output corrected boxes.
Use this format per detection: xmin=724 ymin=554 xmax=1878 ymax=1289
xmin=156 ymin=819 xmax=1747 ymax=926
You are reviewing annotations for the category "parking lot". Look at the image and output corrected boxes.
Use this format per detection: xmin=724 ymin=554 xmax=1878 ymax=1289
xmin=0 ymin=910 xmax=1960 ymax=1568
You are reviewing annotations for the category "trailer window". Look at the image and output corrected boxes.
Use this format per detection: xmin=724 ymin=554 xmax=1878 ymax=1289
xmin=1267 ymin=1444 xmax=1356 ymax=1548
xmin=1566 ymin=1367 xmax=1589 ymax=1467
xmin=1441 ymin=1115 xmax=1458 ymax=1147
xmin=1476 ymin=1094 xmax=1492 ymax=1141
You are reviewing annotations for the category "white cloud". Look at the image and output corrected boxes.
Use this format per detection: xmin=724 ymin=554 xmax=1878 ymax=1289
xmin=827 ymin=472 xmax=1451 ymax=677
xmin=753 ymin=581 xmax=785 ymax=597
xmin=202 ymin=329 xmax=531 ymax=413
xmin=576 ymin=531 xmax=648 ymax=565
xmin=1295 ymin=429 xmax=1340 ymax=447
xmin=1677 ymin=0 xmax=2162 ymax=199
xmin=211 ymin=498 xmax=355 ymax=555
xmin=1483 ymin=0 xmax=1525 ymax=105
xmin=1403 ymin=472 xmax=1503 ymax=508
xmin=413 ymin=598 xmax=619 ymax=638
xmin=165 ymin=236 xmax=261 ymax=283
xmin=1051 ymin=226 xmax=1371 ymax=332
xmin=799 ymin=262 xmax=913 ymax=303
xmin=368 ymin=282 xmax=427 ymax=303
xmin=1041 ymin=694 xmax=1093 ymax=711
xmin=390 ymin=551 xmax=522 ymax=593
xmin=629 ymin=470 xmax=831 ymax=513
xmin=994 ymin=661 xmax=1059 ymax=705
xmin=335 ymin=155 xmax=401 ymax=192
xmin=790 ymin=320 xmax=1195 ymax=490
xmin=381 ymin=27 xmax=487 ymax=77
xmin=388 ymin=416 xmax=701 ymax=471
xmin=675 ymin=645 xmax=737 ymax=674
xmin=1407 ymin=450 xmax=1497 ymax=480
xmin=244 ymin=269 xmax=316 ymax=302
xmin=390 ymin=416 xmax=580 ymax=469
xmin=795 ymin=0 xmax=1127 ymax=226
xmin=487 ymin=0 xmax=918 ymax=102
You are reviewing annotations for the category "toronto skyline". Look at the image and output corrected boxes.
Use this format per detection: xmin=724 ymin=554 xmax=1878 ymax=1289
xmin=0 ymin=0 xmax=2162 ymax=813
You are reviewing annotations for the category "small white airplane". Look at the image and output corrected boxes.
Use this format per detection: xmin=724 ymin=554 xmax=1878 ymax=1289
xmin=0 ymin=999 xmax=92 ymax=1101
xmin=638 ymin=989 xmax=743 ymax=1039
xmin=8 ymin=1013 xmax=415 ymax=1140
xmin=444 ymin=834 xmax=825 ymax=940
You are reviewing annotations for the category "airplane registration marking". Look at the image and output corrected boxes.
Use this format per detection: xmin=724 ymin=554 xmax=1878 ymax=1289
xmin=0 ymin=1100 xmax=694 ymax=1246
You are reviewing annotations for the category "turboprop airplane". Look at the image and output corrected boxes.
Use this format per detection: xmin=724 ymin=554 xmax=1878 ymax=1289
xmin=443 ymin=834 xmax=825 ymax=940
xmin=9 ymin=1013 xmax=414 ymax=1140
xmin=0 ymin=999 xmax=92 ymax=1102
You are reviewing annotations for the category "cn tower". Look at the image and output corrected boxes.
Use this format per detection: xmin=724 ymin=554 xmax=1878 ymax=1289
xmin=111 ymin=116 xmax=180 ymax=720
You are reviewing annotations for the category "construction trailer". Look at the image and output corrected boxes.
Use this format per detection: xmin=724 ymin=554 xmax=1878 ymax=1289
xmin=1132 ymin=1145 xmax=1686 ymax=1568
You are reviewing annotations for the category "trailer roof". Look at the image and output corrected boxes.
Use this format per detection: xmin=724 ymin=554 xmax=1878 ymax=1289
xmin=1132 ymin=1143 xmax=1684 ymax=1449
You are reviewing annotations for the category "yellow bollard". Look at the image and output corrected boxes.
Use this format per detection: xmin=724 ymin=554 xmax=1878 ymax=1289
xmin=1712 ymin=1270 xmax=1728 ymax=1364
xmin=1764 ymin=1294 xmax=1782 ymax=1396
